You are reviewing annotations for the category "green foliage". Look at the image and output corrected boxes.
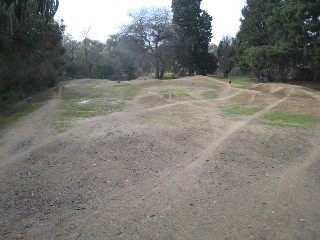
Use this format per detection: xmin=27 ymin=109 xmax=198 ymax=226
xmin=222 ymin=105 xmax=261 ymax=115
xmin=0 ymin=0 xmax=59 ymax=24
xmin=172 ymin=0 xmax=214 ymax=75
xmin=0 ymin=2 xmax=65 ymax=102
xmin=93 ymin=63 xmax=114 ymax=79
xmin=235 ymin=0 xmax=320 ymax=81
xmin=262 ymin=112 xmax=319 ymax=129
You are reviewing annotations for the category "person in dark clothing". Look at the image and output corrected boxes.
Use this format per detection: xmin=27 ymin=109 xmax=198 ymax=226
xmin=259 ymin=73 xmax=264 ymax=82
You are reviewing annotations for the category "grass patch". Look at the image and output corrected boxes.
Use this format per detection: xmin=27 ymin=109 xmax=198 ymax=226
xmin=262 ymin=112 xmax=318 ymax=129
xmin=163 ymin=72 xmax=178 ymax=79
xmin=0 ymin=88 xmax=53 ymax=131
xmin=62 ymin=83 xmax=136 ymax=101
xmin=0 ymin=104 xmax=40 ymax=130
xmin=206 ymin=82 xmax=222 ymax=89
xmin=209 ymin=75 xmax=255 ymax=86
xmin=60 ymin=101 xmax=121 ymax=119
xmin=201 ymin=92 xmax=218 ymax=100
xmin=54 ymin=82 xmax=135 ymax=132
xmin=149 ymin=72 xmax=178 ymax=79
xmin=222 ymin=105 xmax=261 ymax=115
xmin=59 ymin=80 xmax=70 ymax=87
xmin=209 ymin=75 xmax=226 ymax=80
xmin=159 ymin=88 xmax=192 ymax=95
xmin=123 ymin=87 xmax=137 ymax=100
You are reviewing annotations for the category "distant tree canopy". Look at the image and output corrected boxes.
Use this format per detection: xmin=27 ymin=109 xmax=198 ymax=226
xmin=235 ymin=0 xmax=320 ymax=81
xmin=61 ymin=2 xmax=217 ymax=81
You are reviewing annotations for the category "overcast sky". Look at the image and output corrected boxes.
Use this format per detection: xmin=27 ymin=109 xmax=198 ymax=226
xmin=55 ymin=0 xmax=246 ymax=45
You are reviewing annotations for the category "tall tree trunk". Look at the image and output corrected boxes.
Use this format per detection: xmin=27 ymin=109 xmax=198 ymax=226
xmin=159 ymin=69 xmax=165 ymax=79
xmin=88 ymin=63 xmax=92 ymax=78
xmin=155 ymin=59 xmax=160 ymax=79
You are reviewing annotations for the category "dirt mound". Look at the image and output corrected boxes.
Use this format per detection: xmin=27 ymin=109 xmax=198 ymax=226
xmin=250 ymin=83 xmax=292 ymax=97
xmin=251 ymin=83 xmax=282 ymax=93
xmin=1 ymin=76 xmax=320 ymax=239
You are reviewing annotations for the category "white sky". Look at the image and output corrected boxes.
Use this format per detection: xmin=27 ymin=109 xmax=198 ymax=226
xmin=55 ymin=0 xmax=246 ymax=45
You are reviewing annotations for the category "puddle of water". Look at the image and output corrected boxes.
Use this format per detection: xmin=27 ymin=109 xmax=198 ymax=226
xmin=79 ymin=100 xmax=91 ymax=104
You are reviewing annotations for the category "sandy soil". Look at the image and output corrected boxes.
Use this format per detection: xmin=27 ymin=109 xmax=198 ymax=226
xmin=0 ymin=76 xmax=319 ymax=240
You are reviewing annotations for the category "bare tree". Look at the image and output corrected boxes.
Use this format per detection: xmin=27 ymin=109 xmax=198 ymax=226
xmin=120 ymin=7 xmax=174 ymax=79
xmin=217 ymin=36 xmax=235 ymax=77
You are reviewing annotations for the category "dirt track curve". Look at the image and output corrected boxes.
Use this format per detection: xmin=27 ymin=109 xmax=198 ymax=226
xmin=0 ymin=76 xmax=319 ymax=240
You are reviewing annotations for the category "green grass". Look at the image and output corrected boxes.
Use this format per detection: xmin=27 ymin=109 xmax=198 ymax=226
xmin=209 ymin=75 xmax=226 ymax=80
xmin=163 ymin=72 xmax=178 ymax=79
xmin=201 ymin=92 xmax=218 ymax=100
xmin=262 ymin=112 xmax=319 ymax=129
xmin=159 ymin=88 xmax=192 ymax=95
xmin=209 ymin=75 xmax=255 ymax=86
xmin=54 ymin=83 xmax=136 ymax=132
xmin=222 ymin=105 xmax=261 ymax=115
xmin=206 ymin=82 xmax=222 ymax=89
xmin=0 ymin=88 xmax=53 ymax=131
xmin=59 ymin=80 xmax=70 ymax=87
xmin=55 ymin=100 xmax=122 ymax=133
xmin=149 ymin=72 xmax=178 ymax=79
xmin=62 ymin=83 xmax=136 ymax=101
xmin=0 ymin=104 xmax=40 ymax=130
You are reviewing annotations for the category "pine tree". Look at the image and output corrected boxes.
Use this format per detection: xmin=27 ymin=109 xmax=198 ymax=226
xmin=172 ymin=0 xmax=213 ymax=75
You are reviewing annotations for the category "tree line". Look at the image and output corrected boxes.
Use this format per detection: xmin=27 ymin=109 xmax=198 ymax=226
xmin=218 ymin=0 xmax=320 ymax=82
xmin=1 ymin=0 xmax=319 ymax=103
xmin=62 ymin=0 xmax=217 ymax=81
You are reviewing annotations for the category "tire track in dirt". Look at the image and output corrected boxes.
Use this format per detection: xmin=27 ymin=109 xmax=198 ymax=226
xmin=166 ymin=91 xmax=291 ymax=186
xmin=140 ymin=88 xmax=246 ymax=112
xmin=96 ymin=85 xmax=293 ymax=229
xmin=96 ymin=85 xmax=294 ymax=238
xmin=135 ymin=77 xmax=260 ymax=112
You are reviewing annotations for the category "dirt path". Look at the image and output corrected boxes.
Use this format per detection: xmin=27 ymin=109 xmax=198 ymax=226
xmin=0 ymin=77 xmax=319 ymax=239
xmin=0 ymin=87 xmax=62 ymax=168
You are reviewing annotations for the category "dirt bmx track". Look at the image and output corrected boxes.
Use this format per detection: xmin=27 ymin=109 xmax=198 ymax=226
xmin=0 ymin=76 xmax=319 ymax=239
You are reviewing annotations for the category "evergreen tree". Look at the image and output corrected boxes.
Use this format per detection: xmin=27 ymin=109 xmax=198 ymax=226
xmin=235 ymin=0 xmax=280 ymax=76
xmin=236 ymin=0 xmax=320 ymax=81
xmin=172 ymin=0 xmax=214 ymax=75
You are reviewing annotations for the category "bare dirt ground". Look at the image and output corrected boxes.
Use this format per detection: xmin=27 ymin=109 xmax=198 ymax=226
xmin=0 ymin=76 xmax=319 ymax=240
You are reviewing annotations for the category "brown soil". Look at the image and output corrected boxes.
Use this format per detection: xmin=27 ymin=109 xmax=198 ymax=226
xmin=0 ymin=76 xmax=319 ymax=240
